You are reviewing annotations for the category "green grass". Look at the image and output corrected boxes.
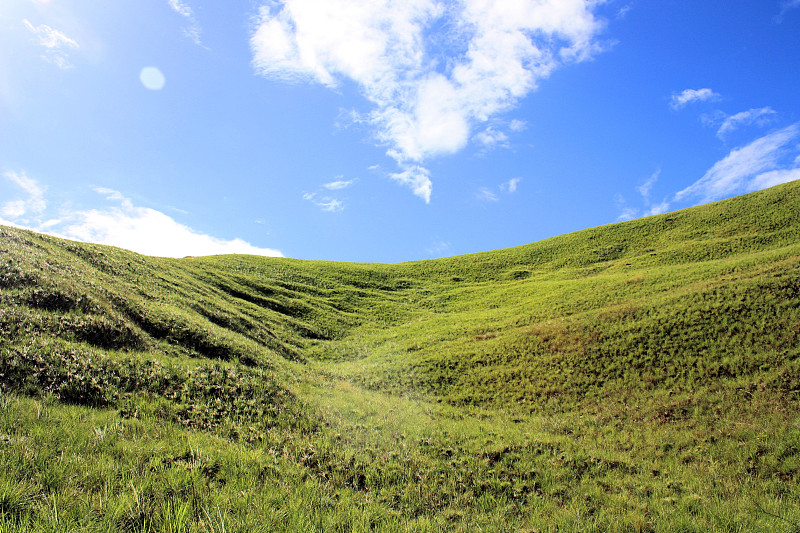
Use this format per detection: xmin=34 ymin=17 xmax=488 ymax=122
xmin=0 ymin=181 xmax=799 ymax=531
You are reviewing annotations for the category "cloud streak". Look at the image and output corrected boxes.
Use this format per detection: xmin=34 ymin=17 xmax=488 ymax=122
xmin=675 ymin=123 xmax=800 ymax=203
xmin=474 ymin=126 xmax=509 ymax=151
xmin=304 ymin=176 xmax=356 ymax=211
xmin=618 ymin=123 xmax=800 ymax=223
xmin=670 ymin=88 xmax=719 ymax=110
xmin=303 ymin=192 xmax=345 ymax=212
xmin=716 ymin=107 xmax=776 ymax=139
xmin=636 ymin=169 xmax=660 ymax=200
xmin=777 ymin=0 xmax=800 ymax=21
xmin=168 ymin=0 xmax=204 ymax=46
xmin=615 ymin=169 xmax=666 ymax=221
xmin=1 ymin=174 xmax=282 ymax=258
xmin=1 ymin=171 xmax=47 ymax=222
xmin=251 ymin=0 xmax=606 ymax=200
xmin=476 ymin=187 xmax=498 ymax=202
xmin=323 ymin=178 xmax=356 ymax=190
xmin=23 ymin=19 xmax=79 ymax=69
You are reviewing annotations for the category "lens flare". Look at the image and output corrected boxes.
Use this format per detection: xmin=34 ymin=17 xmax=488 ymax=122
xmin=139 ymin=67 xmax=166 ymax=90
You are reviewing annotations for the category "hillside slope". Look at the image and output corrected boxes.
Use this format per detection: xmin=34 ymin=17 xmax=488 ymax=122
xmin=311 ymin=181 xmax=800 ymax=411
xmin=0 ymin=181 xmax=798 ymax=531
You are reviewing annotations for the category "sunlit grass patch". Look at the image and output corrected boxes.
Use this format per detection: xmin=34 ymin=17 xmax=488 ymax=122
xmin=0 ymin=181 xmax=799 ymax=530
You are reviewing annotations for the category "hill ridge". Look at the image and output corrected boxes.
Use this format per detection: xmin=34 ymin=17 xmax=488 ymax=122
xmin=0 ymin=181 xmax=798 ymax=531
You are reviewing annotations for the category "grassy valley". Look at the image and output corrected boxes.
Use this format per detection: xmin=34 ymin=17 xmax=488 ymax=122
xmin=0 ymin=181 xmax=799 ymax=531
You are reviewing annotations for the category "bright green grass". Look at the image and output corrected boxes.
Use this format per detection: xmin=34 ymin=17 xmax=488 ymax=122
xmin=0 ymin=181 xmax=799 ymax=531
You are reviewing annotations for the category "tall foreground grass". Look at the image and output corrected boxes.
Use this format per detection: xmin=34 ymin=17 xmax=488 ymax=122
xmin=0 ymin=181 xmax=798 ymax=531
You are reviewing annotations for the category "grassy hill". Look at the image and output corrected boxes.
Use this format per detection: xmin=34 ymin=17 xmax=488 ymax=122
xmin=0 ymin=181 xmax=798 ymax=531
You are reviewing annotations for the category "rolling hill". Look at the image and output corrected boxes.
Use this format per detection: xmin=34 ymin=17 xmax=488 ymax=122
xmin=0 ymin=181 xmax=798 ymax=531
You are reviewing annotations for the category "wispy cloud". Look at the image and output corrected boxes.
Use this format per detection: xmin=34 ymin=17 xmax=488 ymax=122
xmin=615 ymin=193 xmax=637 ymax=222
xmin=616 ymin=208 xmax=637 ymax=222
xmin=0 ymin=175 xmax=281 ymax=257
xmin=501 ymin=177 xmax=522 ymax=193
xmin=476 ymin=187 xmax=499 ymax=202
xmin=304 ymin=176 xmax=355 ymax=210
xmin=618 ymin=124 xmax=800 ymax=222
xmin=644 ymin=200 xmax=670 ymax=217
xmin=749 ymin=167 xmax=800 ymax=190
xmin=303 ymin=192 xmax=345 ymax=212
xmin=427 ymin=240 xmax=452 ymax=256
xmin=636 ymin=169 xmax=660 ymax=200
xmin=389 ymin=166 xmax=433 ymax=203
xmin=473 ymin=127 xmax=509 ymax=151
xmin=168 ymin=0 xmax=204 ymax=46
xmin=715 ymin=107 xmax=776 ymax=139
xmin=1 ymin=171 xmax=47 ymax=222
xmin=322 ymin=177 xmax=356 ymax=190
xmin=478 ymin=177 xmax=522 ymax=202
xmin=777 ymin=0 xmax=800 ymax=21
xmin=23 ymin=19 xmax=79 ymax=69
xmin=670 ymin=88 xmax=719 ymax=110
xmin=509 ymin=119 xmax=527 ymax=132
xmin=251 ymin=0 xmax=607 ymax=200
xmin=675 ymin=123 xmax=800 ymax=203
xmin=615 ymin=169 xmax=665 ymax=221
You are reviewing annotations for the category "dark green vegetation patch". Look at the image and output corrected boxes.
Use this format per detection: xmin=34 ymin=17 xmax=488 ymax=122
xmin=0 ymin=181 xmax=799 ymax=531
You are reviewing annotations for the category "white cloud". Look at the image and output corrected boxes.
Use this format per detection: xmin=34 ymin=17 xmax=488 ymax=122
xmin=616 ymin=169 xmax=670 ymax=221
xmin=303 ymin=192 xmax=345 ymax=212
xmin=670 ymin=88 xmax=719 ymax=110
xmin=2 ymin=170 xmax=47 ymax=220
xmin=500 ymin=177 xmax=521 ymax=193
xmin=323 ymin=178 xmax=356 ymax=190
xmin=168 ymin=0 xmax=204 ymax=46
xmin=478 ymin=177 xmax=522 ymax=201
xmin=637 ymin=169 xmax=660 ymax=199
xmin=23 ymin=19 xmax=79 ymax=69
xmin=616 ymin=207 xmax=638 ymax=222
xmin=61 ymin=200 xmax=282 ymax=258
xmin=509 ymin=119 xmax=527 ymax=132
xmin=318 ymin=198 xmax=344 ymax=212
xmin=476 ymin=187 xmax=498 ymax=202
xmin=644 ymin=200 xmax=670 ymax=217
xmin=777 ymin=0 xmax=800 ymax=21
xmin=427 ymin=240 xmax=452 ymax=256
xmin=94 ymin=187 xmax=127 ymax=202
xmin=304 ymin=177 xmax=354 ymax=210
xmin=675 ymin=123 xmax=800 ymax=203
xmin=748 ymin=167 xmax=800 ymax=191
xmin=1 ymin=201 xmax=27 ymax=219
xmin=474 ymin=126 xmax=509 ymax=151
xmin=168 ymin=0 xmax=193 ymax=18
xmin=389 ymin=165 xmax=433 ymax=203
xmin=620 ymin=125 xmax=800 ymax=221
xmin=0 ymin=176 xmax=282 ymax=257
xmin=251 ymin=0 xmax=606 ymax=199
xmin=617 ymin=5 xmax=632 ymax=19
xmin=716 ymin=107 xmax=776 ymax=139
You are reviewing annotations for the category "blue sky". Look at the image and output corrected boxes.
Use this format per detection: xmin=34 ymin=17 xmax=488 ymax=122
xmin=2 ymin=0 xmax=799 ymax=262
